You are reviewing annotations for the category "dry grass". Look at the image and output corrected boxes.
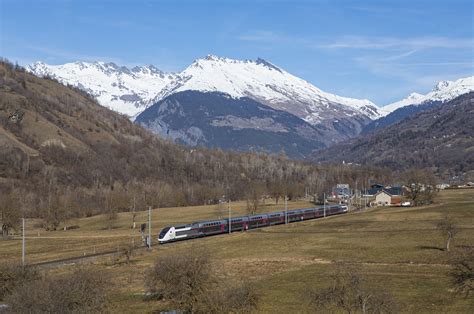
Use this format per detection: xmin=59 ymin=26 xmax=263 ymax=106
xmin=1 ymin=189 xmax=474 ymax=313
xmin=0 ymin=198 xmax=314 ymax=264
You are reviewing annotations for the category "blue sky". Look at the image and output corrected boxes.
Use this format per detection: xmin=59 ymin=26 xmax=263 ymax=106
xmin=1 ymin=0 xmax=473 ymax=105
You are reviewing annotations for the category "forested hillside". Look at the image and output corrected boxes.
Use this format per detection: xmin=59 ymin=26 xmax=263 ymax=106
xmin=361 ymin=100 xmax=441 ymax=134
xmin=314 ymin=93 xmax=474 ymax=180
xmin=136 ymin=90 xmax=326 ymax=158
xmin=0 ymin=60 xmax=391 ymax=228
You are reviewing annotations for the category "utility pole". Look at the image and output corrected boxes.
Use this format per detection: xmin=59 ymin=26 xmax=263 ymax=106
xmin=355 ymin=181 xmax=358 ymax=211
xmin=132 ymin=195 xmax=136 ymax=229
xmin=22 ymin=218 xmax=25 ymax=266
xmin=285 ymin=195 xmax=288 ymax=224
xmin=366 ymin=179 xmax=370 ymax=210
xmin=228 ymin=199 xmax=231 ymax=234
xmin=323 ymin=193 xmax=326 ymax=218
xmin=148 ymin=206 xmax=152 ymax=250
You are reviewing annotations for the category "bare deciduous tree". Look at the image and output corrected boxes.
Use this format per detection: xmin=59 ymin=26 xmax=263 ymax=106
xmin=270 ymin=181 xmax=285 ymax=205
xmin=0 ymin=192 xmax=21 ymax=239
xmin=310 ymin=265 xmax=398 ymax=314
xmin=403 ymin=169 xmax=438 ymax=206
xmin=450 ymin=247 xmax=474 ymax=297
xmin=246 ymin=182 xmax=265 ymax=215
xmin=436 ymin=216 xmax=459 ymax=252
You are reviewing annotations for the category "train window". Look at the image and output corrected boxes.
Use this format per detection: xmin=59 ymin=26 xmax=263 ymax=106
xmin=158 ymin=227 xmax=171 ymax=239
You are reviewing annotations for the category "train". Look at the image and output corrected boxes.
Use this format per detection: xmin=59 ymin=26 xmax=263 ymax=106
xmin=157 ymin=204 xmax=348 ymax=244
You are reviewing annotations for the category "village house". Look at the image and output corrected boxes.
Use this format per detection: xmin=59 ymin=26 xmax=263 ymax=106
xmin=374 ymin=190 xmax=402 ymax=206
xmin=362 ymin=183 xmax=384 ymax=197
xmin=363 ymin=184 xmax=403 ymax=197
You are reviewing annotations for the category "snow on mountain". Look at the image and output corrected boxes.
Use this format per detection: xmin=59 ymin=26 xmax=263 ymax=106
xmin=380 ymin=92 xmax=425 ymax=116
xmin=154 ymin=55 xmax=381 ymax=125
xmin=26 ymin=55 xmax=381 ymax=130
xmin=26 ymin=61 xmax=178 ymax=118
xmin=381 ymin=76 xmax=474 ymax=116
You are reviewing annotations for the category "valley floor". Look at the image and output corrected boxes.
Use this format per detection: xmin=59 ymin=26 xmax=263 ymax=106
xmin=1 ymin=190 xmax=474 ymax=313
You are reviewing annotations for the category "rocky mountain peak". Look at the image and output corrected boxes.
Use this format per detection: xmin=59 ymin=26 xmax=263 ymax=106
xmin=434 ymin=80 xmax=452 ymax=91
xmin=255 ymin=57 xmax=282 ymax=72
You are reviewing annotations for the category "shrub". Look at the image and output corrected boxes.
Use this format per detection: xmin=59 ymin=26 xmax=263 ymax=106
xmin=198 ymin=282 xmax=259 ymax=313
xmin=145 ymin=249 xmax=212 ymax=312
xmin=145 ymin=249 xmax=259 ymax=313
xmin=4 ymin=267 xmax=110 ymax=313
xmin=0 ymin=264 xmax=39 ymax=301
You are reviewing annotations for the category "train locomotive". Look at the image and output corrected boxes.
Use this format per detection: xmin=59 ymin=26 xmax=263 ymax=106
xmin=158 ymin=204 xmax=348 ymax=244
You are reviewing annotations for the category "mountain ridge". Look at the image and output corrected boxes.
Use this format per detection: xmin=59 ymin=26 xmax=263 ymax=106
xmin=26 ymin=55 xmax=381 ymax=124
xmin=381 ymin=76 xmax=474 ymax=115
xmin=26 ymin=60 xmax=179 ymax=118
xmin=314 ymin=92 xmax=474 ymax=178
xmin=152 ymin=54 xmax=381 ymax=123
xmin=363 ymin=76 xmax=474 ymax=133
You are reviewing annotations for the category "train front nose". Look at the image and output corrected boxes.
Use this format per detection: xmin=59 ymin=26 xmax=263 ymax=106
xmin=158 ymin=227 xmax=172 ymax=243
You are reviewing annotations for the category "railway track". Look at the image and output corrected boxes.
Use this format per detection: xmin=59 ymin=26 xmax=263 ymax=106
xmin=26 ymin=214 xmax=474 ymax=268
xmin=30 ymin=246 xmax=142 ymax=269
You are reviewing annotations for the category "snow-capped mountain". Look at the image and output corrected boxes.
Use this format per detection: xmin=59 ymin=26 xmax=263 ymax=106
xmin=381 ymin=76 xmax=474 ymax=115
xmin=154 ymin=55 xmax=381 ymax=125
xmin=27 ymin=56 xmax=381 ymax=125
xmin=362 ymin=76 xmax=474 ymax=134
xmin=27 ymin=55 xmax=385 ymax=149
xmin=27 ymin=61 xmax=178 ymax=118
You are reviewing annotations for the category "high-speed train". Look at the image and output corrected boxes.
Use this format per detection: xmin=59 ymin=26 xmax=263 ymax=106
xmin=158 ymin=204 xmax=348 ymax=244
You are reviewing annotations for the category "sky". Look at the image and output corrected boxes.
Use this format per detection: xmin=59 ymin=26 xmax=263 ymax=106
xmin=0 ymin=0 xmax=473 ymax=105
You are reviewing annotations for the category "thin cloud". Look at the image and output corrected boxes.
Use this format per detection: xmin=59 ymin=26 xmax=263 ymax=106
xmin=239 ymin=32 xmax=474 ymax=53
xmin=397 ymin=61 xmax=474 ymax=66
xmin=349 ymin=5 xmax=426 ymax=15
xmin=318 ymin=35 xmax=474 ymax=50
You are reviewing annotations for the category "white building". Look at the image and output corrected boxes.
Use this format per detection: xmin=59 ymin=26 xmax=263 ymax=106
xmin=374 ymin=190 xmax=401 ymax=206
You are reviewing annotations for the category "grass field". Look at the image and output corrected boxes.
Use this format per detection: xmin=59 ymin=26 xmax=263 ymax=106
xmin=1 ymin=189 xmax=474 ymax=313
xmin=1 ymin=199 xmax=315 ymax=264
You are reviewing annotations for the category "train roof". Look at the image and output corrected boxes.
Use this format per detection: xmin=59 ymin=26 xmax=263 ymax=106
xmin=191 ymin=219 xmax=228 ymax=225
xmin=167 ymin=205 xmax=342 ymax=229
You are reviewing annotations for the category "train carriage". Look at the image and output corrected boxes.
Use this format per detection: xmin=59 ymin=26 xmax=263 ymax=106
xmin=248 ymin=214 xmax=269 ymax=228
xmin=267 ymin=212 xmax=285 ymax=225
xmin=227 ymin=216 xmax=249 ymax=231
xmin=198 ymin=219 xmax=227 ymax=236
xmin=158 ymin=204 xmax=349 ymax=244
xmin=302 ymin=208 xmax=316 ymax=219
